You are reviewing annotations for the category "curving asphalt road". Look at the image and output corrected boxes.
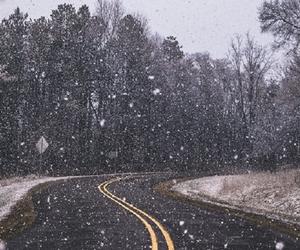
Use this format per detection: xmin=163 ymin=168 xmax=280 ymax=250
xmin=6 ymin=173 xmax=300 ymax=249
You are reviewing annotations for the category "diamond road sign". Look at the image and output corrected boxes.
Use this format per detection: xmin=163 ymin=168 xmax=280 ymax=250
xmin=36 ymin=136 xmax=49 ymax=154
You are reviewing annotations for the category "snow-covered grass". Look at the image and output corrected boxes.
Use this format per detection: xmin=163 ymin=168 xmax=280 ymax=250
xmin=172 ymin=169 xmax=300 ymax=225
xmin=0 ymin=175 xmax=68 ymax=222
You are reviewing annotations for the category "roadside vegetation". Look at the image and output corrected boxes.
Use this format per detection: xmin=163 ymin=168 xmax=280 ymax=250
xmin=172 ymin=169 xmax=300 ymax=225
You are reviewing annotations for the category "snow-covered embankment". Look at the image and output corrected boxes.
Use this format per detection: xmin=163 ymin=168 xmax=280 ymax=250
xmin=0 ymin=176 xmax=67 ymax=222
xmin=0 ymin=175 xmax=70 ymax=248
xmin=172 ymin=169 xmax=300 ymax=225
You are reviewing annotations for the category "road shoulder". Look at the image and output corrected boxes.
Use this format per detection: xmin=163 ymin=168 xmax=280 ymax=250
xmin=0 ymin=179 xmax=67 ymax=241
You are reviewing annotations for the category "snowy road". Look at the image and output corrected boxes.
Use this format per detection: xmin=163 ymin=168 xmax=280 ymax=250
xmin=6 ymin=173 xmax=300 ymax=249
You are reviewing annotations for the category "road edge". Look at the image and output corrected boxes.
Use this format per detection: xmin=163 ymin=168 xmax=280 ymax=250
xmin=0 ymin=179 xmax=66 ymax=241
xmin=154 ymin=178 xmax=300 ymax=240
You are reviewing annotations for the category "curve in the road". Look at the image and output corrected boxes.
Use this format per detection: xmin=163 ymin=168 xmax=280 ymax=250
xmin=98 ymin=177 xmax=175 ymax=250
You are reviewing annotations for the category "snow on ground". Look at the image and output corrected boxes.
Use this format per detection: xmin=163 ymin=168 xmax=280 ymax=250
xmin=172 ymin=169 xmax=300 ymax=224
xmin=0 ymin=175 xmax=69 ymax=222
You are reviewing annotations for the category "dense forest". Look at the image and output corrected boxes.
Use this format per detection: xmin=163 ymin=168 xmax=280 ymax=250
xmin=0 ymin=0 xmax=300 ymax=176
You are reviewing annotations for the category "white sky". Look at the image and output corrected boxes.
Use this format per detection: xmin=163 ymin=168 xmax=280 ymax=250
xmin=0 ymin=0 xmax=273 ymax=59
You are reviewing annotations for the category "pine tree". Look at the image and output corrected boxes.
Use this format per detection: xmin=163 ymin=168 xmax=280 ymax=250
xmin=0 ymin=8 xmax=28 ymax=175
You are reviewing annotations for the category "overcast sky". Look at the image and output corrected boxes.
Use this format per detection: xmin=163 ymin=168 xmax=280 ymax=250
xmin=0 ymin=0 xmax=273 ymax=59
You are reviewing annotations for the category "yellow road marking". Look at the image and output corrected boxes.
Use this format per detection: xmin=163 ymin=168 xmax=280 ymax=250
xmin=99 ymin=179 xmax=158 ymax=250
xmin=98 ymin=177 xmax=175 ymax=250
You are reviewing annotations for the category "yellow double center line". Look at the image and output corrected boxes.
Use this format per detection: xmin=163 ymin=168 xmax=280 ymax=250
xmin=98 ymin=177 xmax=175 ymax=250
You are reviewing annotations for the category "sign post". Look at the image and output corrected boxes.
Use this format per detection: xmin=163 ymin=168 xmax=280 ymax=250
xmin=36 ymin=136 xmax=49 ymax=175
xmin=108 ymin=151 xmax=118 ymax=173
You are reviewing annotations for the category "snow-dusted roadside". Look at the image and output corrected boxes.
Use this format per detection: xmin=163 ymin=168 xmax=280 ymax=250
xmin=172 ymin=169 xmax=300 ymax=225
xmin=0 ymin=175 xmax=69 ymax=222
xmin=0 ymin=172 xmax=139 ymax=223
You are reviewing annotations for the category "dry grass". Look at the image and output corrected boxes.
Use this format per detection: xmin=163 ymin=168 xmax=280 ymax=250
xmin=172 ymin=168 xmax=300 ymax=226
xmin=221 ymin=169 xmax=300 ymax=195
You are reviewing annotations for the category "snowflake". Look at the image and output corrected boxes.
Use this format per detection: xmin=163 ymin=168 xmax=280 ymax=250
xmin=100 ymin=119 xmax=106 ymax=127
xmin=152 ymin=88 xmax=161 ymax=95
xmin=275 ymin=242 xmax=285 ymax=250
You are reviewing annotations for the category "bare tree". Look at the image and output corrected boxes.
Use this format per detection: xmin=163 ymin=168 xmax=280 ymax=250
xmin=229 ymin=35 xmax=246 ymax=126
xmin=243 ymin=34 xmax=273 ymax=125
xmin=259 ymin=0 xmax=300 ymax=49
xmin=95 ymin=0 xmax=124 ymax=42
xmin=229 ymin=34 xmax=273 ymax=151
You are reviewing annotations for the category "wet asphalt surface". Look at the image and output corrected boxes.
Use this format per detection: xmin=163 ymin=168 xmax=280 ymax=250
xmin=6 ymin=173 xmax=300 ymax=250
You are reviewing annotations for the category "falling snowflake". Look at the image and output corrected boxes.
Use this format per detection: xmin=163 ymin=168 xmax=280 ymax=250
xmin=152 ymin=88 xmax=161 ymax=95
xmin=275 ymin=242 xmax=285 ymax=250
xmin=0 ymin=240 xmax=6 ymax=250
xmin=100 ymin=119 xmax=106 ymax=127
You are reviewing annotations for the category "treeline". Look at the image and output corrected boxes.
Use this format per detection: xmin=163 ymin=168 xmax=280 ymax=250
xmin=0 ymin=0 xmax=299 ymax=176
